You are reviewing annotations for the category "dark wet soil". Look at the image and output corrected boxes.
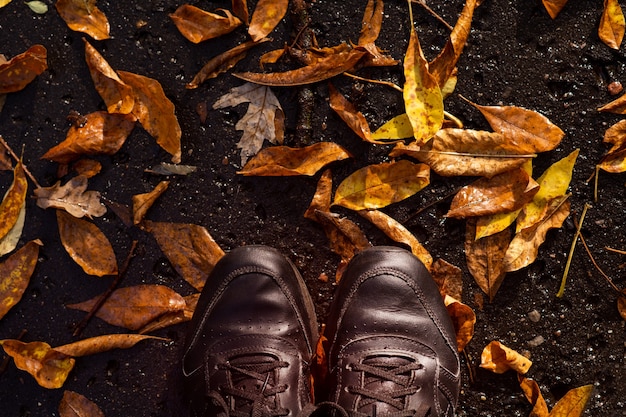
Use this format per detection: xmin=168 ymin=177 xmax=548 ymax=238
xmin=0 ymin=0 xmax=625 ymax=416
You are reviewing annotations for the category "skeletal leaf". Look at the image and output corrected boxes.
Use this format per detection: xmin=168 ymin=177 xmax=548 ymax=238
xmin=132 ymin=181 xmax=169 ymax=225
xmin=480 ymin=340 xmax=532 ymax=374
xmin=143 ymin=221 xmax=224 ymax=290
xmin=57 ymin=209 xmax=118 ymax=276
xmin=41 ymin=111 xmax=136 ymax=164
xmin=67 ymin=285 xmax=186 ymax=330
xmin=328 ymin=83 xmax=375 ymax=142
xmin=432 ymin=259 xmax=463 ymax=301
xmin=519 ymin=376 xmax=550 ymax=417
xmin=0 ymin=240 xmax=42 ymax=320
xmin=542 ymin=0 xmax=569 ymax=18
xmin=170 ymin=5 xmax=241 ymax=43
xmin=56 ymin=0 xmax=110 ymax=40
xmin=0 ymin=340 xmax=75 ymax=389
xmin=444 ymin=295 xmax=476 ymax=352
xmin=118 ymin=70 xmax=182 ymax=163
xmin=358 ymin=209 xmax=432 ymax=270
xmin=599 ymin=0 xmax=625 ymax=50
xmin=54 ymin=334 xmax=166 ymax=357
xmin=0 ymin=44 xmax=47 ymax=94
xmin=248 ymin=0 xmax=288 ymax=41
xmin=550 ymin=384 xmax=594 ymax=417
xmin=598 ymin=119 xmax=626 ymax=172
xmin=35 ymin=175 xmax=106 ymax=218
xmin=214 ymin=82 xmax=284 ymax=165
xmin=0 ymin=160 xmax=28 ymax=241
xmin=304 ymin=169 xmax=332 ymax=221
xmin=371 ymin=113 xmax=414 ymax=141
xmin=238 ymin=142 xmax=350 ymax=176
xmin=333 ymin=160 xmax=430 ymax=210
xmin=59 ymin=391 xmax=105 ymax=417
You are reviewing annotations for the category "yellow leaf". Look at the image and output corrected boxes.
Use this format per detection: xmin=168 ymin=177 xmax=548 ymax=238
xmin=444 ymin=295 xmax=476 ymax=352
xmin=519 ymin=376 xmax=550 ymax=417
xmin=480 ymin=340 xmax=532 ymax=374
xmin=170 ymin=5 xmax=241 ymax=43
xmin=0 ymin=240 xmax=42 ymax=319
xmin=132 ymin=181 xmax=169 ymax=225
xmin=0 ymin=0 xmax=13 ymax=8
xmin=371 ymin=113 xmax=414 ymax=141
xmin=56 ymin=0 xmax=110 ymax=40
xmin=549 ymin=384 xmax=593 ymax=417
xmin=248 ymin=0 xmax=289 ymax=41
xmin=542 ymin=0 xmax=569 ymax=19
xmin=599 ymin=0 xmax=625 ymax=50
xmin=0 ymin=160 xmax=27 ymax=241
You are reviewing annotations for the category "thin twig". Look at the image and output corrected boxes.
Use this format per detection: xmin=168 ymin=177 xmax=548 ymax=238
xmin=0 ymin=136 xmax=41 ymax=189
xmin=605 ymin=246 xmax=626 ymax=255
xmin=577 ymin=237 xmax=621 ymax=294
xmin=557 ymin=203 xmax=590 ymax=298
xmin=462 ymin=349 xmax=475 ymax=384
xmin=412 ymin=0 xmax=454 ymax=31
xmin=343 ymin=72 xmax=403 ymax=92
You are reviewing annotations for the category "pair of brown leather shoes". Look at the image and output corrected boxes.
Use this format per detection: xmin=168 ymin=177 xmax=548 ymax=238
xmin=182 ymin=246 xmax=460 ymax=417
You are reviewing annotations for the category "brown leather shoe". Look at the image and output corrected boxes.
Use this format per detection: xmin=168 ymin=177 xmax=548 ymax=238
xmin=182 ymin=246 xmax=319 ymax=417
xmin=323 ymin=247 xmax=460 ymax=417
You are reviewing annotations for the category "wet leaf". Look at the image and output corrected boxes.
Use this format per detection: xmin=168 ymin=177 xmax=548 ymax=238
xmin=550 ymin=384 xmax=593 ymax=417
xmin=333 ymin=160 xmax=430 ymax=210
xmin=358 ymin=209 xmax=432 ymax=270
xmin=371 ymin=113 xmax=414 ymax=141
xmin=0 ymin=44 xmax=47 ymax=94
xmin=57 ymin=209 xmax=118 ymax=276
xmin=214 ymin=82 xmax=284 ymax=165
xmin=0 ymin=160 xmax=28 ymax=241
xmin=0 ymin=340 xmax=75 ymax=389
xmin=54 ymin=334 xmax=166 ymax=357
xmin=170 ymin=5 xmax=241 ymax=43
xmin=143 ymin=221 xmax=225 ymax=290
xmin=504 ymin=196 xmax=570 ymax=272
xmin=132 ymin=181 xmax=169 ymax=225
xmin=35 ymin=175 xmax=106 ymax=218
xmin=67 ymin=285 xmax=186 ymax=330
xmin=599 ymin=0 xmax=625 ymax=50
xmin=0 ymin=190 xmax=26 ymax=256
xmin=248 ymin=0 xmax=288 ymax=41
xmin=232 ymin=0 xmax=249 ymax=25
xmin=432 ymin=259 xmax=463 ymax=301
xmin=447 ymin=167 xmax=539 ymax=218
xmin=358 ymin=0 xmax=383 ymax=45
xmin=0 ymin=240 xmax=42 ymax=320
xmin=444 ymin=295 xmax=476 ymax=352
xmin=480 ymin=340 xmax=532 ymax=374
xmin=56 ymin=0 xmax=110 ymax=40
xmin=519 ymin=376 xmax=550 ymax=417
xmin=139 ymin=293 xmax=199 ymax=334
xmin=238 ymin=142 xmax=350 ymax=176
xmin=26 ymin=1 xmax=48 ymax=14
xmin=542 ymin=0 xmax=569 ymax=19
xmin=84 ymin=39 xmax=134 ymax=114
xmin=328 ymin=83 xmax=379 ymax=143
xmin=465 ymin=220 xmax=510 ymax=302
xmin=598 ymin=119 xmax=626 ymax=173
xmin=59 ymin=391 xmax=105 ymax=417
xmin=118 ymin=70 xmax=182 ymax=163
xmin=304 ymin=169 xmax=332 ymax=221
xmin=41 ymin=111 xmax=136 ymax=164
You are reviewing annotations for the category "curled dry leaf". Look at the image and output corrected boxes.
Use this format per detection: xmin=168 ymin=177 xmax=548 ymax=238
xmin=143 ymin=221 xmax=225 ymax=290
xmin=238 ymin=142 xmax=351 ymax=176
xmin=248 ymin=0 xmax=289 ymax=41
xmin=444 ymin=295 xmax=476 ymax=352
xmin=54 ymin=334 xmax=166 ymax=357
xmin=170 ymin=5 xmax=241 ymax=44
xmin=67 ymin=284 xmax=186 ymax=330
xmin=598 ymin=119 xmax=626 ymax=173
xmin=333 ymin=160 xmax=430 ymax=211
xmin=480 ymin=340 xmax=532 ymax=374
xmin=0 ymin=44 xmax=47 ymax=94
xmin=431 ymin=259 xmax=463 ymax=301
xmin=41 ymin=111 xmax=136 ymax=164
xmin=599 ymin=0 xmax=625 ymax=50
xmin=542 ymin=0 xmax=569 ymax=19
xmin=59 ymin=391 xmax=105 ymax=417
xmin=57 ymin=209 xmax=118 ymax=277
xmin=56 ymin=0 xmax=110 ymax=40
xmin=549 ymin=384 xmax=594 ymax=417
xmin=304 ymin=169 xmax=332 ymax=221
xmin=0 ymin=159 xmax=27 ymax=241
xmin=35 ymin=175 xmax=106 ymax=218
xmin=232 ymin=0 xmax=249 ymax=25
xmin=598 ymin=90 xmax=626 ymax=114
xmin=132 ymin=181 xmax=169 ymax=225
xmin=0 ymin=240 xmax=42 ymax=320
xmin=519 ymin=376 xmax=550 ymax=417
xmin=328 ymin=83 xmax=375 ymax=143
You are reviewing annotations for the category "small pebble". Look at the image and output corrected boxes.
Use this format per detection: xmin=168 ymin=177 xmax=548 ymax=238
xmin=528 ymin=309 xmax=541 ymax=323
xmin=527 ymin=335 xmax=545 ymax=348
xmin=608 ymin=81 xmax=623 ymax=96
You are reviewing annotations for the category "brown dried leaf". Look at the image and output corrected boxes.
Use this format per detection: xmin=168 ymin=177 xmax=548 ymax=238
xmin=139 ymin=293 xmax=199 ymax=334
xmin=41 ymin=111 xmax=136 ymax=164
xmin=0 ymin=44 xmax=47 ymax=94
xmin=238 ymin=142 xmax=350 ymax=176
xmin=232 ymin=0 xmax=249 ymax=25
xmin=0 ymin=240 xmax=42 ymax=320
xmin=598 ymin=91 xmax=626 ymax=114
xmin=132 ymin=181 xmax=169 ymax=225
xmin=72 ymin=158 xmax=102 ymax=178
xmin=480 ymin=340 xmax=532 ymax=374
xmin=143 ymin=221 xmax=225 ymax=290
xmin=358 ymin=0 xmax=383 ymax=45
xmin=328 ymin=83 xmax=375 ymax=143
xmin=56 ymin=209 xmax=118 ymax=276
xmin=444 ymin=295 xmax=476 ymax=352
xmin=56 ymin=0 xmax=110 ymax=40
xmin=619 ymin=290 xmax=626 ymax=321
xmin=59 ymin=391 xmax=105 ymax=417
xmin=35 ymin=175 xmax=106 ymax=218
xmin=550 ymin=384 xmax=593 ymax=417
xmin=598 ymin=118 xmax=626 ymax=173
xmin=67 ymin=285 xmax=186 ymax=330
xmin=304 ymin=169 xmax=332 ymax=221
xmin=432 ymin=259 xmax=463 ymax=301
xmin=54 ymin=334 xmax=166 ymax=357
xmin=170 ymin=5 xmax=241 ymax=43
xmin=0 ymin=160 xmax=28 ymax=241
xmin=599 ymin=0 xmax=625 ymax=50
xmin=519 ymin=376 xmax=550 ymax=417
xmin=542 ymin=0 xmax=569 ymax=19
xmin=248 ymin=0 xmax=288 ymax=41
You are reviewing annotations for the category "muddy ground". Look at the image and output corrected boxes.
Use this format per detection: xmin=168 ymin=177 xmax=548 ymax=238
xmin=0 ymin=0 xmax=625 ymax=416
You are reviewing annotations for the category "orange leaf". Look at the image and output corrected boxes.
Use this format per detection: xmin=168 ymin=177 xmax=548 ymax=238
xmin=67 ymin=285 xmax=186 ymax=330
xmin=248 ymin=0 xmax=288 ymax=41
xmin=41 ymin=111 xmax=136 ymax=164
xmin=431 ymin=259 xmax=463 ymax=301
xmin=444 ymin=295 xmax=476 ymax=352
xmin=328 ymin=83 xmax=375 ymax=143
xmin=519 ymin=376 xmax=550 ymax=417
xmin=118 ymin=70 xmax=182 ymax=163
xmin=170 ymin=5 xmax=241 ymax=44
xmin=358 ymin=0 xmax=384 ymax=46
xmin=59 ymin=391 xmax=105 ymax=417
xmin=232 ymin=0 xmax=249 ymax=25
xmin=542 ymin=0 xmax=569 ymax=19
xmin=56 ymin=209 xmax=118 ymax=277
xmin=35 ymin=175 xmax=106 ymax=218
xmin=55 ymin=0 xmax=110 ymax=40
xmin=0 ymin=44 xmax=47 ymax=94
xmin=132 ymin=181 xmax=169 ymax=225
xmin=549 ymin=384 xmax=593 ymax=417
xmin=480 ymin=340 xmax=532 ymax=374
xmin=304 ymin=169 xmax=332 ymax=221
xmin=598 ymin=91 xmax=626 ymax=114
xmin=71 ymin=158 xmax=102 ymax=178
xmin=139 ymin=293 xmax=199 ymax=334
xmin=143 ymin=221 xmax=225 ymax=290
xmin=0 ymin=240 xmax=42 ymax=320
xmin=54 ymin=334 xmax=166 ymax=357
xmin=0 ymin=160 xmax=28 ymax=241
xmin=619 ymin=290 xmax=626 ymax=321
xmin=599 ymin=0 xmax=625 ymax=50
xmin=238 ymin=142 xmax=351 ymax=176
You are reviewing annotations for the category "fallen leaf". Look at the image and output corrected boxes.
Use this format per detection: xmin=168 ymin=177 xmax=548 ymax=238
xmin=542 ymin=0 xmax=569 ymax=19
xmin=480 ymin=340 xmax=532 ymax=374
xmin=358 ymin=0 xmax=383 ymax=45
xmin=56 ymin=209 xmax=118 ymax=277
xmin=598 ymin=119 xmax=626 ymax=173
xmin=0 ymin=240 xmax=42 ymax=320
xmin=118 ymin=70 xmax=182 ymax=163
xmin=599 ymin=0 xmax=625 ymax=50
xmin=145 ymin=162 xmax=197 ymax=176
xmin=248 ymin=0 xmax=288 ymax=41
xmin=214 ymin=82 xmax=284 ymax=165
xmin=41 ymin=111 xmax=136 ymax=164
xmin=444 ymin=295 xmax=476 ymax=352
xmin=371 ymin=113 xmax=414 ymax=141
xmin=328 ymin=83 xmax=375 ymax=143
xmin=132 ymin=181 xmax=169 ymax=225
xmin=232 ymin=0 xmax=249 ymax=25
xmin=71 ymin=158 xmax=102 ymax=178
xmin=59 ymin=391 xmax=105 ymax=417
xmin=238 ymin=142 xmax=351 ymax=176
xmin=549 ymin=384 xmax=593 ymax=417
xmin=0 ymin=0 xmax=12 ymax=8
xmin=35 ymin=175 xmax=106 ymax=218
xmin=56 ymin=0 xmax=110 ymax=40
xmin=26 ymin=1 xmax=48 ymax=14
xmin=304 ymin=169 xmax=332 ymax=221
xmin=358 ymin=209 xmax=433 ymax=270
xmin=170 ymin=5 xmax=241 ymax=43
xmin=431 ymin=259 xmax=463 ymax=301
xmin=54 ymin=334 xmax=166 ymax=357
xmin=619 ymin=290 xmax=626 ymax=321
xmin=0 ymin=190 xmax=26 ymax=256
xmin=0 ymin=160 xmax=28 ymax=241
xmin=519 ymin=376 xmax=550 ymax=417
xmin=333 ymin=160 xmax=430 ymax=210
xmin=143 ymin=221 xmax=225 ymax=290
xmin=67 ymin=285 xmax=186 ymax=330
xmin=139 ymin=293 xmax=199 ymax=334
xmin=0 ymin=44 xmax=47 ymax=94
xmin=0 ymin=340 xmax=75 ymax=389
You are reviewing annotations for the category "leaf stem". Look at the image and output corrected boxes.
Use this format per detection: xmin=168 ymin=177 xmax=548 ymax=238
xmin=411 ymin=0 xmax=453 ymax=31
xmin=0 ymin=135 xmax=41 ymax=188
xmin=557 ymin=203 xmax=590 ymax=298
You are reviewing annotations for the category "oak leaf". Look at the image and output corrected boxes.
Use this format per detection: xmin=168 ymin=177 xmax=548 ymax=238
xmin=0 ymin=240 xmax=42 ymax=320
xmin=0 ymin=44 xmax=47 ymax=94
xmin=0 ymin=159 xmax=28 ymax=242
xmin=35 ymin=175 xmax=106 ymax=218
xmin=56 ymin=0 xmax=110 ymax=40
xmin=59 ymin=391 xmax=105 ymax=417
xmin=132 ymin=181 xmax=169 ymax=225
xmin=444 ymin=295 xmax=476 ymax=352
xmin=480 ymin=340 xmax=532 ymax=374
xmin=170 ymin=5 xmax=241 ymax=43
xmin=599 ymin=0 xmax=625 ymax=50
xmin=248 ymin=0 xmax=288 ymax=42
xmin=432 ymin=259 xmax=463 ymax=301
xmin=542 ymin=0 xmax=569 ymax=19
